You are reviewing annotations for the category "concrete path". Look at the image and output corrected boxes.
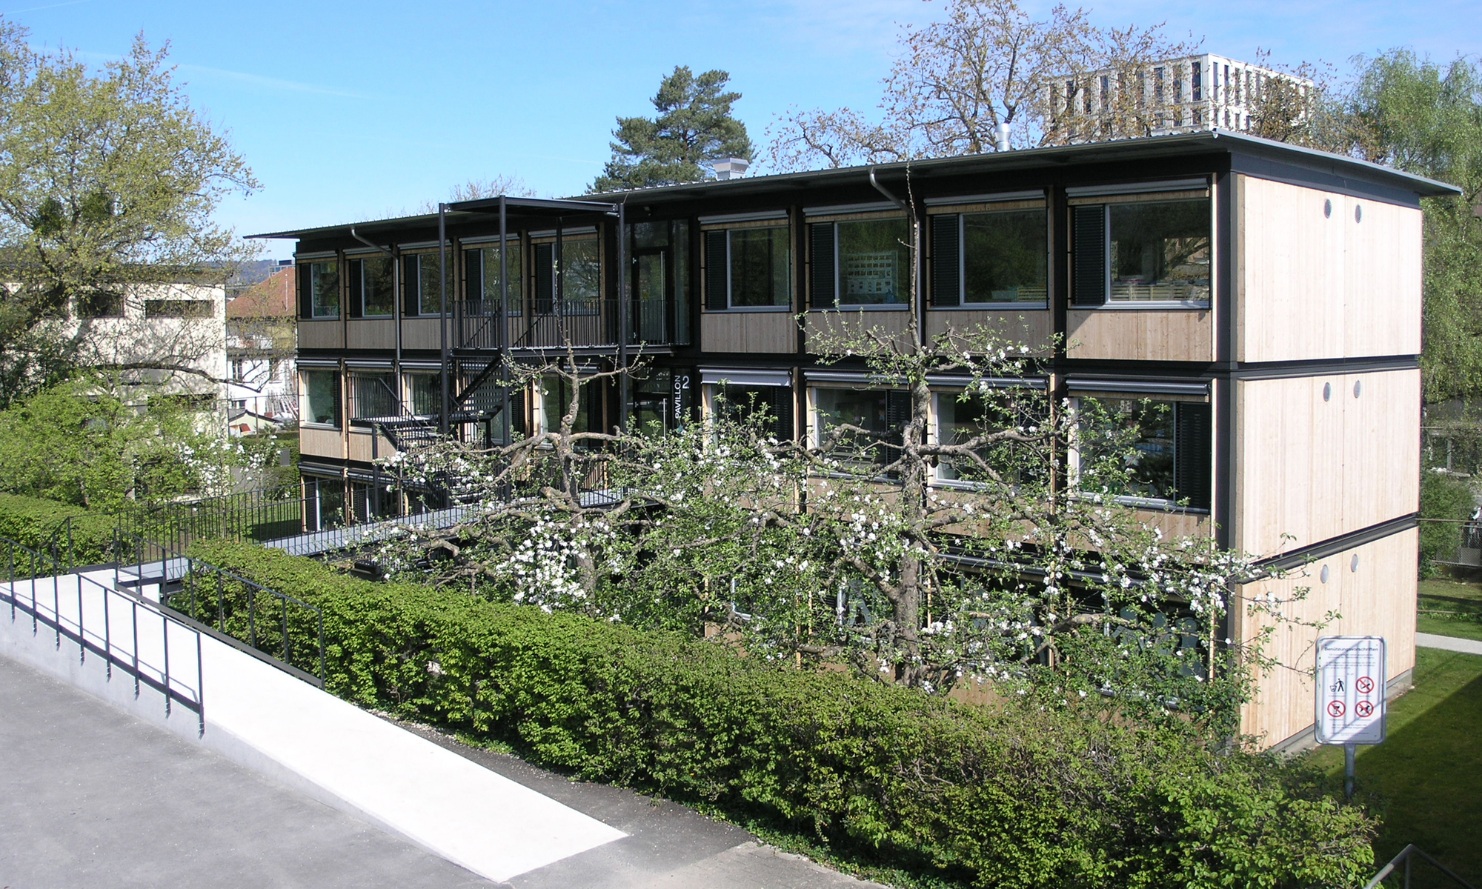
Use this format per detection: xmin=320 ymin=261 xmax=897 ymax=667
xmin=1416 ymin=632 xmax=1482 ymax=655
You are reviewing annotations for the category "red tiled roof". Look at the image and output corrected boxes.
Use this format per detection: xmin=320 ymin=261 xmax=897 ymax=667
xmin=228 ymin=265 xmax=296 ymax=319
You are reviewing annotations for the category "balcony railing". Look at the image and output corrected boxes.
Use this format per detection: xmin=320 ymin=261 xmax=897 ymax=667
xmin=456 ymin=298 xmax=674 ymax=351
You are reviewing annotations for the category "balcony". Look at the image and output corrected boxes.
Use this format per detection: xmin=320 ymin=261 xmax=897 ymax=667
xmin=455 ymin=297 xmax=676 ymax=353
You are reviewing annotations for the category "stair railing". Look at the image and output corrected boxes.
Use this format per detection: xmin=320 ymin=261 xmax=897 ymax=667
xmin=1365 ymin=845 xmax=1477 ymax=889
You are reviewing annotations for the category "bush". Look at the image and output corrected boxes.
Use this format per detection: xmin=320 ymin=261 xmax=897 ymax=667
xmin=0 ymin=492 xmax=119 ymax=569
xmin=1419 ymin=470 xmax=1475 ymax=578
xmin=192 ymin=539 xmax=1377 ymax=889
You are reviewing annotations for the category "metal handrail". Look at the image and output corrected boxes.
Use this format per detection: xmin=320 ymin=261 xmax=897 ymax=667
xmin=1 ymin=536 xmax=205 ymax=735
xmin=1365 ymin=844 xmax=1477 ymax=889
xmin=114 ymin=529 xmax=325 ymax=687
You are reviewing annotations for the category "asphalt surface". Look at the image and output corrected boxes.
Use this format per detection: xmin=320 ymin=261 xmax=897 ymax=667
xmin=0 ymin=654 xmax=887 ymax=889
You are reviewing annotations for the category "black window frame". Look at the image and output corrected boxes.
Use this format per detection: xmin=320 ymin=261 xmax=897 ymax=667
xmin=703 ymin=224 xmax=792 ymax=311
xmin=930 ymin=206 xmax=1049 ymax=307
xmin=1074 ymin=395 xmax=1211 ymax=511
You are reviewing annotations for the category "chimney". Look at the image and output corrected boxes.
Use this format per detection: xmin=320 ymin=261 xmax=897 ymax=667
xmin=709 ymin=157 xmax=750 ymax=180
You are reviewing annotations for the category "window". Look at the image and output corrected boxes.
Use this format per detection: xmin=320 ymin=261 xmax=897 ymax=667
xmin=145 ymin=299 xmax=213 ymax=318
xmin=1072 ymin=195 xmax=1211 ymax=305
xmin=350 ymin=371 xmax=398 ymax=421
xmin=704 ymin=225 xmax=790 ymax=309
xmin=79 ymin=290 xmax=124 ymax=318
xmin=813 ymin=387 xmax=910 ymax=469
xmin=1191 ymin=61 xmax=1203 ymax=102
xmin=537 ymin=374 xmax=596 ymax=439
xmin=303 ymin=370 xmax=341 ymax=427
xmin=298 ymin=260 xmax=340 ymax=319
xmin=934 ymin=387 xmax=1047 ymax=485
xmin=464 ymin=241 xmax=522 ymax=315
xmin=710 ymin=382 xmax=794 ymax=441
xmin=931 ymin=207 xmax=1047 ymax=305
xmin=349 ymin=256 xmax=394 ymax=317
xmin=533 ymin=238 xmax=600 ymax=313
xmin=1075 ymin=396 xmax=1210 ymax=509
xmin=811 ymin=217 xmax=910 ymax=307
xmin=407 ymin=371 xmax=443 ymax=416
xmin=404 ymin=253 xmax=445 ymax=316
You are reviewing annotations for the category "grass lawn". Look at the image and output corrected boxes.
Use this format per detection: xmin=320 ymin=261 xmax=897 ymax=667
xmin=1304 ymin=646 xmax=1482 ymax=888
xmin=1418 ymin=576 xmax=1482 ymax=642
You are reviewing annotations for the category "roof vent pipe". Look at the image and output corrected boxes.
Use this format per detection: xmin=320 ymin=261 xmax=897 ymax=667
xmin=995 ymin=122 xmax=1011 ymax=152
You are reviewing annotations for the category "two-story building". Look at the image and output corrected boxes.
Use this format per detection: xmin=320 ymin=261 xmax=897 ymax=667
xmin=257 ymin=131 xmax=1456 ymax=748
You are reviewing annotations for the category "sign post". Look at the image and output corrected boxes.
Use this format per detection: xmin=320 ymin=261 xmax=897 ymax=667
xmin=1315 ymin=636 xmax=1387 ymax=799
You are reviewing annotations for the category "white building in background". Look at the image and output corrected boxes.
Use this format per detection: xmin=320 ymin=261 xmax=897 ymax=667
xmin=1051 ymin=53 xmax=1313 ymax=139
xmin=226 ymin=262 xmax=299 ymax=434
xmin=67 ymin=282 xmax=229 ymax=401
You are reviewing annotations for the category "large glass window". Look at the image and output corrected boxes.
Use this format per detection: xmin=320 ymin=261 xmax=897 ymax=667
xmin=537 ymin=374 xmax=596 ymax=440
xmin=355 ymin=256 xmax=395 ymax=317
xmin=303 ymin=370 xmax=341 ymax=427
xmin=562 ymin=238 xmax=601 ymax=309
xmin=711 ymin=382 xmax=794 ymax=441
xmin=407 ymin=254 xmax=444 ymax=315
xmin=407 ymin=371 xmax=443 ymax=416
xmin=933 ymin=207 xmax=1047 ymax=305
xmin=813 ymin=218 xmax=911 ymax=307
xmin=1076 ymin=396 xmax=1210 ymax=509
xmin=705 ymin=225 xmax=790 ymax=309
xmin=935 ymin=389 xmax=1047 ymax=485
xmin=813 ymin=387 xmax=910 ymax=468
xmin=351 ymin=371 xmax=398 ymax=421
xmin=305 ymin=260 xmax=339 ymax=319
xmin=1108 ymin=198 xmax=1210 ymax=303
xmin=466 ymin=241 xmax=522 ymax=314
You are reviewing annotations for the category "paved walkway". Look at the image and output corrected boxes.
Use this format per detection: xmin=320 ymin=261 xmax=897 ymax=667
xmin=0 ymin=653 xmax=887 ymax=889
xmin=1416 ymin=632 xmax=1482 ymax=655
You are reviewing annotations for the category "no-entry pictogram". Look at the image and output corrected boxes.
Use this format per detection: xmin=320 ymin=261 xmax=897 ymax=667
xmin=1316 ymin=636 xmax=1387 ymax=746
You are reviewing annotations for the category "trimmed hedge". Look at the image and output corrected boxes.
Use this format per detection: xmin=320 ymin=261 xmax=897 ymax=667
xmin=192 ymin=540 xmax=1376 ymax=889
xmin=0 ymin=492 xmax=119 ymax=568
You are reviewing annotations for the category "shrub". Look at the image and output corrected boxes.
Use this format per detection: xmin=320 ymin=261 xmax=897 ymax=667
xmin=1419 ymin=470 xmax=1475 ymax=578
xmin=192 ymin=539 xmax=1377 ymax=889
xmin=0 ymin=492 xmax=119 ymax=569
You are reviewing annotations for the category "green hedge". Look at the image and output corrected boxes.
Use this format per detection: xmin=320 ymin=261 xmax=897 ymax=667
xmin=0 ymin=492 xmax=119 ymax=569
xmin=191 ymin=540 xmax=1376 ymax=889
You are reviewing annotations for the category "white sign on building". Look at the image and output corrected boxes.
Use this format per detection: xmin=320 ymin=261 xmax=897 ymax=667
xmin=1315 ymin=636 xmax=1387 ymax=745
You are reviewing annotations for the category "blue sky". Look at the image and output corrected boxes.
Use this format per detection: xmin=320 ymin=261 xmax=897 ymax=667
xmin=4 ymin=0 xmax=1478 ymax=260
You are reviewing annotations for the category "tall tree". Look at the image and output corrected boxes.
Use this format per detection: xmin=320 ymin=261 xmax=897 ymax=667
xmin=590 ymin=66 xmax=752 ymax=192
xmin=0 ymin=21 xmax=258 ymax=406
xmin=1340 ymin=51 xmax=1482 ymax=404
xmin=767 ymin=0 xmax=1196 ymax=171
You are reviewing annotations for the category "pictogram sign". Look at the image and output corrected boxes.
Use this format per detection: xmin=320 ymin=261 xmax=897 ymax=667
xmin=1315 ymin=636 xmax=1386 ymax=745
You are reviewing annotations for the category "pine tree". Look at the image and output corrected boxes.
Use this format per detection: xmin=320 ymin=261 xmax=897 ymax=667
xmin=590 ymin=66 xmax=752 ymax=192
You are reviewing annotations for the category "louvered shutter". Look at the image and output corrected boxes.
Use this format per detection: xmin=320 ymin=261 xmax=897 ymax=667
xmin=297 ymin=263 xmax=313 ymax=319
xmin=464 ymin=249 xmax=483 ymax=309
xmin=1072 ymin=205 xmax=1107 ymax=306
xmin=704 ymin=231 xmax=729 ymax=310
xmin=534 ymin=243 xmax=555 ymax=313
xmin=883 ymin=390 xmax=913 ymax=467
xmin=810 ymin=223 xmax=836 ymax=307
xmin=770 ymin=386 xmax=795 ymax=442
xmin=347 ymin=259 xmax=364 ymax=318
xmin=1173 ymin=402 xmax=1212 ymax=510
xmin=931 ymin=214 xmax=961 ymax=307
xmin=402 ymin=255 xmax=420 ymax=317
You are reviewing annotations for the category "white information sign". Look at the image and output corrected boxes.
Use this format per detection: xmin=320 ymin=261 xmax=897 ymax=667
xmin=1315 ymin=636 xmax=1387 ymax=745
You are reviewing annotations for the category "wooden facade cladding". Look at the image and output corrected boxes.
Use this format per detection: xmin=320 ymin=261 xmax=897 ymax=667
xmin=805 ymin=309 xmax=912 ymax=350
xmin=346 ymin=319 xmax=396 ymax=350
xmin=347 ymin=428 xmax=394 ymax=464
xmin=1236 ymin=528 xmax=1418 ymax=747
xmin=298 ymin=320 xmax=344 ymax=350
xmin=401 ymin=318 xmax=443 ymax=351
xmin=299 ymin=426 xmax=343 ymax=461
xmin=1232 ymin=368 xmax=1420 ymax=556
xmin=1236 ymin=175 xmax=1422 ymax=363
xmin=1064 ymin=308 xmax=1214 ymax=362
xmin=701 ymin=311 xmax=797 ymax=354
xmin=1132 ymin=508 xmax=1212 ymax=541
xmin=925 ymin=309 xmax=1053 ymax=353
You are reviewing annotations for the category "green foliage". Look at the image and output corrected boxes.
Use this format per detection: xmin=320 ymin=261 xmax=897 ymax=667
xmin=0 ymin=19 xmax=258 ymax=406
xmin=590 ymin=66 xmax=752 ymax=192
xmin=1419 ymin=470 xmax=1475 ymax=578
xmin=189 ymin=539 xmax=1377 ymax=889
xmin=0 ymin=491 xmax=117 ymax=568
xmin=0 ymin=377 xmax=273 ymax=510
xmin=1341 ymin=51 xmax=1482 ymax=404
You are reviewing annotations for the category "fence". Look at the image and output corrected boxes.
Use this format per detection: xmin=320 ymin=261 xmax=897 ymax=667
xmin=1 ymin=537 xmax=206 ymax=735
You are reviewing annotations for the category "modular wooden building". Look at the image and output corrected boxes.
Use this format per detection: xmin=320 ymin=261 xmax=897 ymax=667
xmin=257 ymin=131 xmax=1456 ymax=748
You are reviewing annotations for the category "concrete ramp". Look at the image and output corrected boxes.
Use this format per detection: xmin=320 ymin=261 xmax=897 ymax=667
xmin=2 ymin=569 xmax=625 ymax=883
